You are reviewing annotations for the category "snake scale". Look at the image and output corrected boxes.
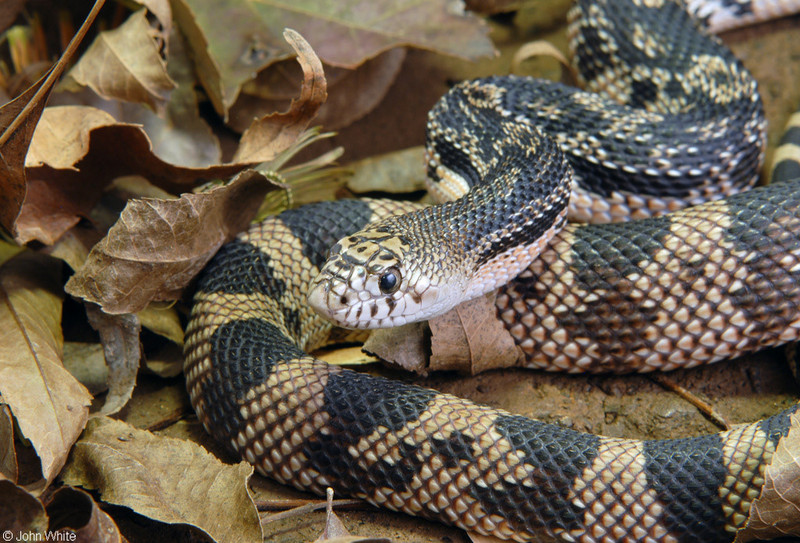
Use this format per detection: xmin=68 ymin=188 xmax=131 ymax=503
xmin=184 ymin=0 xmax=800 ymax=541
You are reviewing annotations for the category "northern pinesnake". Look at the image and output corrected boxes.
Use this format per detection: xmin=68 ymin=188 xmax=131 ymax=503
xmin=184 ymin=0 xmax=800 ymax=540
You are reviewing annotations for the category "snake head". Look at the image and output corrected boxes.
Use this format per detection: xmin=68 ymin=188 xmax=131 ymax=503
xmin=307 ymin=227 xmax=457 ymax=329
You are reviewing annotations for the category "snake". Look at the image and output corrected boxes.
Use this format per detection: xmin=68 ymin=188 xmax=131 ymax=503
xmin=183 ymin=0 xmax=800 ymax=541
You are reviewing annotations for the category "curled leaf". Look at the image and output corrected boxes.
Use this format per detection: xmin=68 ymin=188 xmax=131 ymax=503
xmin=65 ymin=169 xmax=275 ymax=314
xmin=0 ymin=480 xmax=48 ymax=534
xmin=234 ymin=29 xmax=327 ymax=163
xmin=86 ymin=305 xmax=141 ymax=416
xmin=45 ymin=486 xmax=124 ymax=543
xmin=365 ymin=293 xmax=523 ymax=375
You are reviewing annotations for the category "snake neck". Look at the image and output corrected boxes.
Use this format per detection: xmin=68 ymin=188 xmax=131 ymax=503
xmin=308 ymin=96 xmax=573 ymax=329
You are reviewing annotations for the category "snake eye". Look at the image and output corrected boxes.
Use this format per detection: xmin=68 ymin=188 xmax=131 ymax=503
xmin=379 ymin=267 xmax=401 ymax=294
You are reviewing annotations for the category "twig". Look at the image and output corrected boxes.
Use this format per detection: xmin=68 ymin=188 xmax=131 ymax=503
xmin=259 ymin=497 xmax=370 ymax=525
xmin=144 ymin=407 xmax=188 ymax=432
xmin=649 ymin=373 xmax=730 ymax=429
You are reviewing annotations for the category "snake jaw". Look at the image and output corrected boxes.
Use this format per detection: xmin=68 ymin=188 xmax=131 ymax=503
xmin=307 ymin=230 xmax=462 ymax=329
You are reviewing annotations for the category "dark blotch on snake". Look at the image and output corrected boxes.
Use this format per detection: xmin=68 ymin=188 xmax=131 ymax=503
xmin=643 ymin=435 xmax=727 ymax=541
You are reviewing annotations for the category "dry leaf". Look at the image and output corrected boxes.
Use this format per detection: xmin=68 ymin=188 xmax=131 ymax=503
xmin=61 ymin=417 xmax=262 ymax=543
xmin=344 ymin=147 xmax=427 ymax=195
xmin=511 ymin=40 xmax=577 ymax=85
xmin=231 ymin=48 xmax=405 ymax=132
xmin=19 ymin=105 xmax=255 ymax=245
xmin=25 ymin=105 xmax=117 ymax=170
xmin=86 ymin=305 xmax=141 ymax=417
xmin=234 ymin=29 xmax=327 ymax=163
xmin=66 ymin=9 xmax=176 ymax=113
xmin=428 ymin=292 xmax=523 ymax=374
xmin=315 ymin=488 xmax=351 ymax=542
xmin=363 ymin=322 xmax=430 ymax=374
xmin=0 ymin=480 xmax=48 ymax=534
xmin=118 ymin=25 xmax=221 ymax=168
xmin=0 ymin=404 xmax=17 ymax=482
xmin=65 ymin=169 xmax=275 ymax=314
xmin=45 ymin=486 xmax=124 ymax=543
xmin=734 ymin=411 xmax=800 ymax=541
xmin=241 ymin=0 xmax=494 ymax=69
xmin=366 ymin=293 xmax=523 ymax=375
xmin=172 ymin=0 xmax=491 ymax=116
xmin=62 ymin=342 xmax=109 ymax=397
xmin=42 ymin=226 xmax=102 ymax=272
xmin=0 ymin=0 xmax=107 ymax=236
xmin=316 ymin=346 xmax=380 ymax=367
xmin=0 ymin=69 xmax=54 ymax=234
xmin=0 ymin=0 xmax=25 ymax=33
xmin=463 ymin=0 xmax=522 ymax=14
xmin=20 ymin=27 xmax=325 ymax=247
xmin=137 ymin=304 xmax=184 ymax=345
xmin=170 ymin=0 xmax=288 ymax=117
xmin=133 ymin=0 xmax=173 ymax=38
xmin=0 ymin=251 xmax=91 ymax=490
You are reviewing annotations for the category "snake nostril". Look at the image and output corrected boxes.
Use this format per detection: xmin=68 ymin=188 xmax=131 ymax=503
xmin=340 ymin=295 xmax=349 ymax=305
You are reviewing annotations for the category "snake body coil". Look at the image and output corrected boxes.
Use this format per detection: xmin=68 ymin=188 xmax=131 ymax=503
xmin=184 ymin=0 xmax=800 ymax=541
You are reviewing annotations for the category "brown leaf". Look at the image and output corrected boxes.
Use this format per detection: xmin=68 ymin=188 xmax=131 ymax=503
xmin=134 ymin=0 xmax=173 ymax=38
xmin=61 ymin=417 xmax=262 ymax=543
xmin=86 ymin=305 xmax=141 ymax=416
xmin=344 ymin=147 xmax=426 ymax=195
xmin=234 ymin=29 xmax=327 ymax=163
xmin=66 ymin=9 xmax=176 ymax=113
xmin=0 ymin=0 xmax=25 ymax=33
xmin=25 ymin=105 xmax=117 ymax=170
xmin=242 ymin=0 xmax=494 ymax=69
xmin=0 ymin=69 xmax=53 ymax=234
xmin=42 ymin=226 xmax=102 ymax=272
xmin=428 ymin=292 xmax=523 ymax=374
xmin=365 ymin=293 xmax=524 ymax=375
xmin=317 ymin=346 xmax=380 ymax=367
xmin=64 ymin=169 xmax=275 ymax=314
xmin=734 ymin=411 xmax=800 ymax=541
xmin=19 ymin=105 xmax=257 ymax=245
xmin=117 ymin=25 xmax=221 ymax=168
xmin=230 ymin=48 xmax=405 ymax=132
xmin=0 ymin=403 xmax=17 ymax=482
xmin=137 ymin=304 xmax=184 ymax=345
xmin=0 ymin=480 xmax=48 ymax=534
xmin=170 ymin=0 xmax=288 ymax=117
xmin=463 ymin=0 xmax=521 ymax=14
xmin=0 ymin=0 xmax=108 ymax=236
xmin=363 ymin=322 xmax=430 ymax=374
xmin=315 ymin=489 xmax=351 ymax=542
xmin=0 ymin=251 xmax=91 ymax=490
xmin=62 ymin=342 xmax=109 ymax=397
xmin=45 ymin=486 xmax=124 ymax=543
